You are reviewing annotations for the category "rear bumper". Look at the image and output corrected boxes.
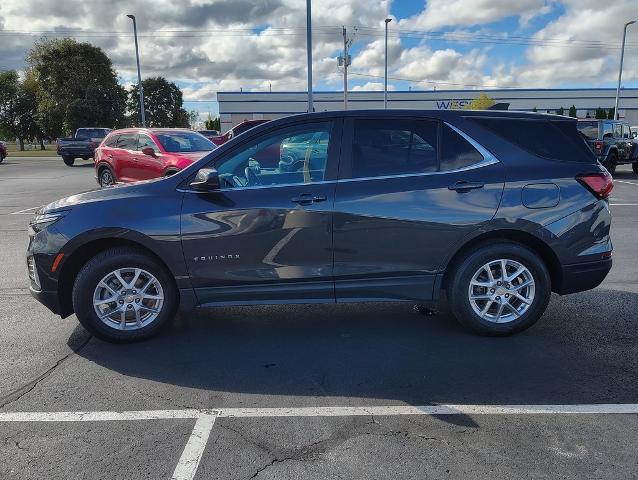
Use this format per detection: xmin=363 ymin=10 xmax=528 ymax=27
xmin=556 ymin=258 xmax=612 ymax=295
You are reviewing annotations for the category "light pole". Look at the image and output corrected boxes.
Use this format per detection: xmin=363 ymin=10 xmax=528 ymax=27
xmin=384 ymin=18 xmax=392 ymax=109
xmin=306 ymin=0 xmax=313 ymax=112
xmin=127 ymin=14 xmax=146 ymax=127
xmin=614 ymin=20 xmax=636 ymax=120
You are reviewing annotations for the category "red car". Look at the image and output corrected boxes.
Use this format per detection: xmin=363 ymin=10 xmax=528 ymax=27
xmin=94 ymin=128 xmax=215 ymax=187
xmin=211 ymin=119 xmax=269 ymax=145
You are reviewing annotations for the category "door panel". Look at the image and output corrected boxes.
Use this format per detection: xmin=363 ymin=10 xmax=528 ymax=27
xmin=180 ymin=119 xmax=342 ymax=305
xmin=333 ymin=118 xmax=505 ymax=302
xmin=135 ymin=134 xmax=164 ymax=179
xmin=114 ymin=133 xmax=138 ymax=181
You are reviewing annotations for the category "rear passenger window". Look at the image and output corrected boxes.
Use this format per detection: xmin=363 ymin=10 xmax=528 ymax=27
xmin=471 ymin=118 xmax=593 ymax=163
xmin=104 ymin=134 xmax=119 ymax=147
xmin=440 ymin=125 xmax=484 ymax=171
xmin=117 ymin=134 xmax=137 ymax=150
xmin=350 ymin=119 xmax=438 ymax=178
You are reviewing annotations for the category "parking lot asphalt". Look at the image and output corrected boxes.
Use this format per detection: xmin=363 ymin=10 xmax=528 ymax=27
xmin=1 ymin=156 xmax=637 ymax=479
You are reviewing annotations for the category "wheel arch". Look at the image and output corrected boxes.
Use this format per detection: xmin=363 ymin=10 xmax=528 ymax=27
xmin=56 ymin=235 xmax=178 ymax=318
xmin=441 ymin=229 xmax=561 ymax=294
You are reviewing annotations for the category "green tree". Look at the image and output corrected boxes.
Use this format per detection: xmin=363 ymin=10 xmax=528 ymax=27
xmin=556 ymin=106 xmax=564 ymax=116
xmin=595 ymin=107 xmax=607 ymax=119
xmin=532 ymin=107 xmax=538 ymax=112
xmin=0 ymin=71 xmax=42 ymax=150
xmin=205 ymin=114 xmax=220 ymax=131
xmin=128 ymin=77 xmax=189 ymax=128
xmin=569 ymin=105 xmax=577 ymax=118
xmin=607 ymin=107 xmax=615 ymax=120
xmin=464 ymin=93 xmax=495 ymax=110
xmin=27 ymin=38 xmax=127 ymax=138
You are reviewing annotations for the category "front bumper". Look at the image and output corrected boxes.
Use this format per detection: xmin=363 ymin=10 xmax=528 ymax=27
xmin=556 ymin=257 xmax=612 ymax=295
xmin=29 ymin=286 xmax=63 ymax=315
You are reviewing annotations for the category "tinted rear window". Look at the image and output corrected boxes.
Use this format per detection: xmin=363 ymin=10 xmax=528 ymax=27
xmin=471 ymin=117 xmax=595 ymax=163
xmin=577 ymin=121 xmax=599 ymax=140
xmin=76 ymin=128 xmax=110 ymax=139
xmin=440 ymin=124 xmax=484 ymax=171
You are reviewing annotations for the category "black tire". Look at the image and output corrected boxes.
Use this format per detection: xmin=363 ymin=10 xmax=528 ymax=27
xmin=98 ymin=166 xmax=117 ymax=187
xmin=82 ymin=156 xmax=91 ymax=161
xmin=164 ymin=169 xmax=179 ymax=177
xmin=632 ymin=162 xmax=638 ymax=175
xmin=72 ymin=247 xmax=178 ymax=343
xmin=0 ymin=153 xmax=4 ymax=164
xmin=447 ymin=242 xmax=551 ymax=336
xmin=603 ymin=152 xmax=617 ymax=174
xmin=63 ymin=156 xmax=75 ymax=166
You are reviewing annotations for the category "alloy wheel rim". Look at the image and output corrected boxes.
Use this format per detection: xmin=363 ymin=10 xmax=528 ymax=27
xmin=101 ymin=171 xmax=114 ymax=186
xmin=93 ymin=268 xmax=164 ymax=331
xmin=468 ymin=259 xmax=535 ymax=324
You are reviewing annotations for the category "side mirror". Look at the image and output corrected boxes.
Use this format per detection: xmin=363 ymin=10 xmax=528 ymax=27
xmin=189 ymin=168 xmax=220 ymax=192
xmin=142 ymin=147 xmax=156 ymax=157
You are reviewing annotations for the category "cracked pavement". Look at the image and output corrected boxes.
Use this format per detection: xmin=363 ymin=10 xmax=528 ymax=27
xmin=1 ymin=158 xmax=638 ymax=479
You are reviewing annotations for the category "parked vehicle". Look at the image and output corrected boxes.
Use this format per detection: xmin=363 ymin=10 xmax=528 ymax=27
xmin=210 ymin=119 xmax=268 ymax=145
xmin=28 ymin=110 xmax=613 ymax=342
xmin=197 ymin=129 xmax=220 ymax=141
xmin=57 ymin=128 xmax=111 ymax=166
xmin=94 ymin=128 xmax=216 ymax=187
xmin=0 ymin=141 xmax=7 ymax=163
xmin=577 ymin=119 xmax=637 ymax=174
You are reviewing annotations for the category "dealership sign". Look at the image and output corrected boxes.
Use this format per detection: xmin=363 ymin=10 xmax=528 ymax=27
xmin=436 ymin=99 xmax=472 ymax=109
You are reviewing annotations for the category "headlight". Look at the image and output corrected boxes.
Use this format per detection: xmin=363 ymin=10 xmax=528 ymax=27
xmin=28 ymin=210 xmax=69 ymax=235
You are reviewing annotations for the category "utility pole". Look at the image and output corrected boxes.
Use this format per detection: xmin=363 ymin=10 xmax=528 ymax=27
xmin=127 ymin=15 xmax=146 ymax=127
xmin=306 ymin=0 xmax=313 ymax=112
xmin=384 ymin=18 xmax=392 ymax=109
xmin=614 ymin=20 xmax=636 ymax=120
xmin=338 ymin=26 xmax=352 ymax=110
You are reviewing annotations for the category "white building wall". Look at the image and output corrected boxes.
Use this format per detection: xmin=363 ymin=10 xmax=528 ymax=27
xmin=218 ymin=89 xmax=638 ymax=132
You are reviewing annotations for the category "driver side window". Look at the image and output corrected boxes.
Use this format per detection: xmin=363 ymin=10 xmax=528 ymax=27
xmin=214 ymin=122 xmax=333 ymax=189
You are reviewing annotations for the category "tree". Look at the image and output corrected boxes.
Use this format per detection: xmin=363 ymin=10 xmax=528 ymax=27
xmin=464 ymin=93 xmax=495 ymax=110
xmin=532 ymin=107 xmax=538 ymax=112
xmin=128 ymin=77 xmax=190 ymax=128
xmin=607 ymin=107 xmax=616 ymax=120
xmin=27 ymin=38 xmax=127 ymax=138
xmin=0 ymin=70 xmax=42 ymax=150
xmin=595 ymin=107 xmax=607 ymax=119
xmin=187 ymin=110 xmax=200 ymax=128
xmin=569 ymin=105 xmax=577 ymax=118
xmin=205 ymin=114 xmax=220 ymax=131
xmin=556 ymin=106 xmax=564 ymax=116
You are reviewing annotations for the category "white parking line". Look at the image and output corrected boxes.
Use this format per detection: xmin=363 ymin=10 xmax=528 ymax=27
xmin=615 ymin=180 xmax=638 ymax=187
xmin=2 ymin=403 xmax=638 ymax=422
xmin=172 ymin=415 xmax=216 ymax=480
xmin=610 ymin=203 xmax=638 ymax=206
xmin=9 ymin=206 xmax=42 ymax=215
xmin=1 ymin=404 xmax=637 ymax=479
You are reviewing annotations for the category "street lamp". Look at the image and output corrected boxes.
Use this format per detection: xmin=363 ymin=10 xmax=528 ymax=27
xmin=306 ymin=0 xmax=313 ymax=113
xmin=614 ymin=20 xmax=636 ymax=120
xmin=384 ymin=18 xmax=392 ymax=109
xmin=127 ymin=14 xmax=146 ymax=127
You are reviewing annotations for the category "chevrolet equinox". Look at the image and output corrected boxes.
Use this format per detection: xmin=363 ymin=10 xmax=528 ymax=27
xmin=27 ymin=110 xmax=613 ymax=342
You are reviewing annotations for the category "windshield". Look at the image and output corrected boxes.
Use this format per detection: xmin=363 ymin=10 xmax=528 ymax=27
xmin=156 ymin=132 xmax=215 ymax=152
xmin=76 ymin=128 xmax=110 ymax=140
xmin=576 ymin=121 xmax=599 ymax=140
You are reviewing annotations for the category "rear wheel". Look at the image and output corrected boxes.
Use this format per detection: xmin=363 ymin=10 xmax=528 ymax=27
xmin=62 ymin=156 xmax=75 ymax=166
xmin=98 ymin=167 xmax=116 ymax=187
xmin=447 ymin=242 xmax=551 ymax=336
xmin=72 ymin=247 xmax=178 ymax=343
xmin=603 ymin=152 xmax=617 ymax=174
xmin=632 ymin=162 xmax=638 ymax=175
xmin=0 ymin=153 xmax=4 ymax=164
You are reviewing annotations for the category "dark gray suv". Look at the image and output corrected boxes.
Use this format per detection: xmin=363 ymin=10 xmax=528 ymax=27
xmin=27 ymin=110 xmax=613 ymax=342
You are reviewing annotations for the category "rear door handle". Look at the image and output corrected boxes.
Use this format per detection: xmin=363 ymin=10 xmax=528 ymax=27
xmin=448 ymin=181 xmax=484 ymax=192
xmin=291 ymin=194 xmax=327 ymax=205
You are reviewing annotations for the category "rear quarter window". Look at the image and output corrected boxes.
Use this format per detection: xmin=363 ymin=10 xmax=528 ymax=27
xmin=470 ymin=117 xmax=595 ymax=163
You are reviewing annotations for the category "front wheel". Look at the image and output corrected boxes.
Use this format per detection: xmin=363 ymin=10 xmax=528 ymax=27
xmin=98 ymin=167 xmax=116 ymax=187
xmin=72 ymin=247 xmax=178 ymax=343
xmin=62 ymin=156 xmax=75 ymax=166
xmin=447 ymin=242 xmax=551 ymax=336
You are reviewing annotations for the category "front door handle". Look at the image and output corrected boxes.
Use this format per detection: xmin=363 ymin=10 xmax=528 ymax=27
xmin=291 ymin=194 xmax=327 ymax=205
xmin=448 ymin=181 xmax=484 ymax=192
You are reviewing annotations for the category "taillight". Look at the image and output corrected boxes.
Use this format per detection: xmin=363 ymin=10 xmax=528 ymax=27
xmin=593 ymin=140 xmax=604 ymax=154
xmin=576 ymin=172 xmax=614 ymax=199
